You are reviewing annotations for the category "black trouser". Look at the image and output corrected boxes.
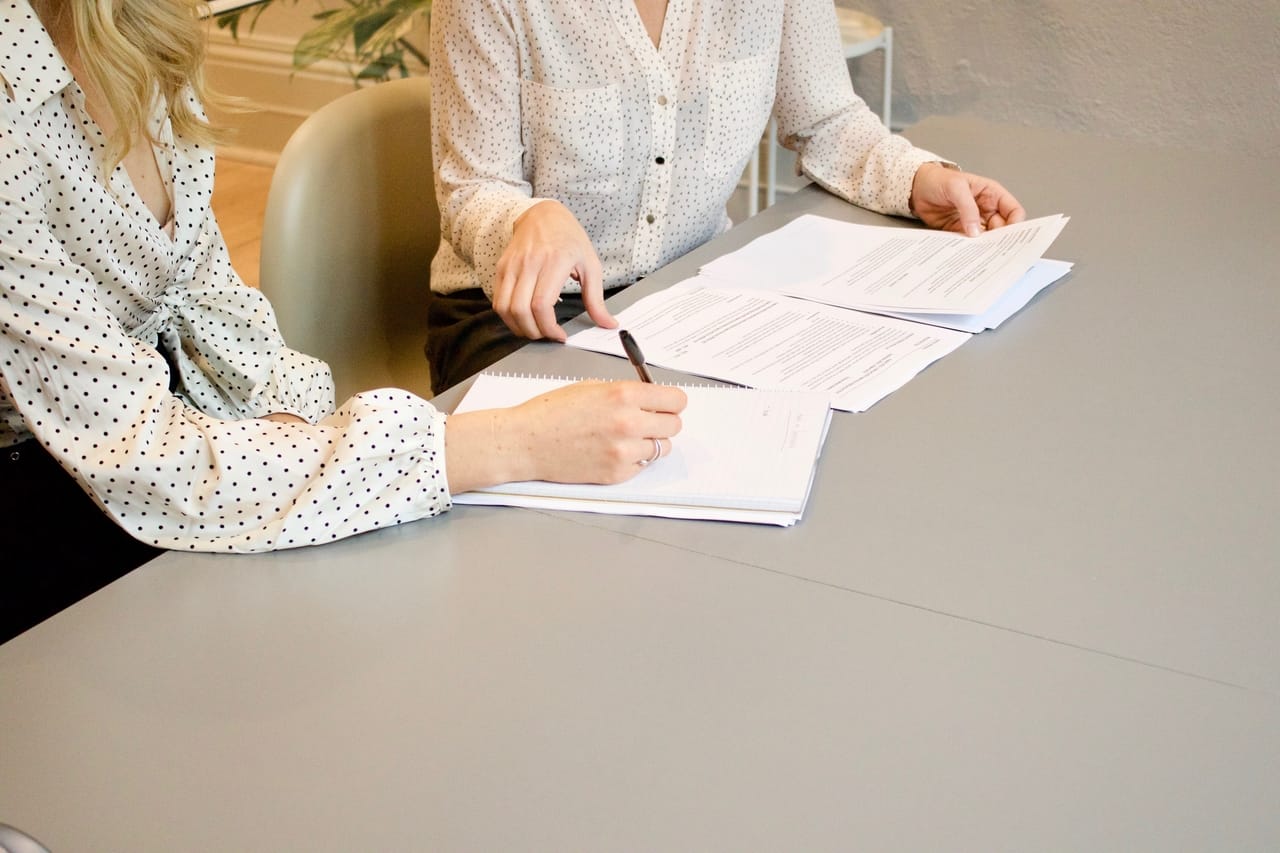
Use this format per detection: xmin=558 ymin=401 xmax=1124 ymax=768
xmin=425 ymin=287 xmax=623 ymax=394
xmin=1 ymin=440 xmax=162 ymax=644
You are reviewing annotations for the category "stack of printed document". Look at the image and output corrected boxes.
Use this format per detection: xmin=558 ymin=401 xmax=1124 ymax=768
xmin=568 ymin=214 xmax=1070 ymax=412
xmin=699 ymin=213 xmax=1072 ymax=332
xmin=451 ymin=373 xmax=833 ymax=526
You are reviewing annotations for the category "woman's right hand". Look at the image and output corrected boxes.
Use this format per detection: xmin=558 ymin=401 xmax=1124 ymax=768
xmin=445 ymin=380 xmax=687 ymax=494
xmin=491 ymin=200 xmax=618 ymax=342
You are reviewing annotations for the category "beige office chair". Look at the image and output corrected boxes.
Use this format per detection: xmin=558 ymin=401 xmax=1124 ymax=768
xmin=259 ymin=76 xmax=438 ymax=401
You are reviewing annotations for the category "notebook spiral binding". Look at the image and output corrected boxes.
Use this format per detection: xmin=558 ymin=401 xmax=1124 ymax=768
xmin=480 ymin=371 xmax=749 ymax=391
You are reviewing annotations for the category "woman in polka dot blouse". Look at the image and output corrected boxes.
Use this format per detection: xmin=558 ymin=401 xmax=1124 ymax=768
xmin=0 ymin=0 xmax=686 ymax=641
xmin=425 ymin=0 xmax=1027 ymax=392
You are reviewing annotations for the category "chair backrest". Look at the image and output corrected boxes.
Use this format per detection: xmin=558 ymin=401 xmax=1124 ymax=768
xmin=0 ymin=823 xmax=51 ymax=853
xmin=258 ymin=77 xmax=438 ymax=400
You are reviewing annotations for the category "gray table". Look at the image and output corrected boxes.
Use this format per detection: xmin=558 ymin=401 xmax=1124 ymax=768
xmin=2 ymin=118 xmax=1277 ymax=851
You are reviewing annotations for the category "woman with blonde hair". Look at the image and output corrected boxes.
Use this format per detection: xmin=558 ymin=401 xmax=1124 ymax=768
xmin=0 ymin=0 xmax=685 ymax=641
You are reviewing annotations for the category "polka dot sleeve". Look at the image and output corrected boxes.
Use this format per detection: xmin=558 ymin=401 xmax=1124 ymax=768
xmin=429 ymin=0 xmax=544 ymax=298
xmin=776 ymin=0 xmax=942 ymax=218
xmin=427 ymin=0 xmax=949 ymax=299
xmin=1 ymin=14 xmax=453 ymax=552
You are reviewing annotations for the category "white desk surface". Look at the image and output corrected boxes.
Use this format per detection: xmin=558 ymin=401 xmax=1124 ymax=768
xmin=2 ymin=118 xmax=1277 ymax=851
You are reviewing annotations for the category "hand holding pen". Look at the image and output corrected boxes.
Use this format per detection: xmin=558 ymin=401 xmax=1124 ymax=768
xmin=618 ymin=329 xmax=679 ymax=467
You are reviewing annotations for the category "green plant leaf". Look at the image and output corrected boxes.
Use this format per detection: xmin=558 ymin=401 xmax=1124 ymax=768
xmin=213 ymin=2 xmax=276 ymax=40
xmin=224 ymin=0 xmax=430 ymax=81
xmin=292 ymin=6 xmax=367 ymax=68
xmin=352 ymin=8 xmax=399 ymax=52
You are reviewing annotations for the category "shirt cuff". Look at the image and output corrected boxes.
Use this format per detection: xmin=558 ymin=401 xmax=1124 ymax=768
xmin=477 ymin=195 xmax=551 ymax=298
xmin=886 ymin=148 xmax=952 ymax=219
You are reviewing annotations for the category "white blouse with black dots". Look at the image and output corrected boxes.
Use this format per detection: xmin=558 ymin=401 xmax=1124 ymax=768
xmin=1 ymin=0 xmax=451 ymax=552
xmin=429 ymin=0 xmax=945 ymax=297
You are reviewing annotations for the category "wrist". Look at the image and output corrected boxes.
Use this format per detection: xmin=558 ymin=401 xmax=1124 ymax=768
xmin=908 ymin=160 xmax=960 ymax=217
xmin=445 ymin=409 xmax=528 ymax=493
xmin=489 ymin=406 xmax=540 ymax=484
xmin=513 ymin=198 xmax=563 ymax=230
xmin=262 ymin=412 xmax=308 ymax=425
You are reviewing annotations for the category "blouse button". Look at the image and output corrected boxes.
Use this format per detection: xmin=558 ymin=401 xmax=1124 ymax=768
xmin=657 ymin=95 xmax=669 ymax=106
xmin=645 ymin=214 xmax=656 ymax=224
xmin=655 ymin=156 xmax=666 ymax=165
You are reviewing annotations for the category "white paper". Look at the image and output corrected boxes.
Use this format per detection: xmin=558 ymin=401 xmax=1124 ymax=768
xmin=568 ymin=281 xmax=970 ymax=412
xmin=453 ymin=490 xmax=807 ymax=526
xmin=452 ymin=374 xmax=834 ymax=526
xmin=700 ymin=213 xmax=1069 ymax=316
xmin=868 ymin=258 xmax=1075 ymax=332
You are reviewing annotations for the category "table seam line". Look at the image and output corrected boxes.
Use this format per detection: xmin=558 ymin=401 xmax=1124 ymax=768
xmin=541 ymin=512 xmax=1273 ymax=698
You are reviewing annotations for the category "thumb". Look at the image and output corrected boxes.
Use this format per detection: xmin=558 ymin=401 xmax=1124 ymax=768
xmin=950 ymin=176 xmax=984 ymax=237
xmin=581 ymin=284 xmax=618 ymax=330
xmin=578 ymin=259 xmax=617 ymax=330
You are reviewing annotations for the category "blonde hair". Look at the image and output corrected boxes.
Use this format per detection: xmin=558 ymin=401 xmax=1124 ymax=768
xmin=60 ymin=0 xmax=232 ymax=167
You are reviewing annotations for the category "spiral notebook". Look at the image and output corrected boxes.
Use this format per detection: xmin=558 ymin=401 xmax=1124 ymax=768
xmin=451 ymin=373 xmax=833 ymax=526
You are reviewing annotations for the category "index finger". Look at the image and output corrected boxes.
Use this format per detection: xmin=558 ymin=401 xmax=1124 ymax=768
xmin=948 ymin=174 xmax=984 ymax=237
xmin=578 ymin=253 xmax=617 ymax=330
xmin=976 ymin=179 xmax=1026 ymax=227
xmin=530 ymin=262 xmax=575 ymax=342
xmin=998 ymin=189 xmax=1027 ymax=224
xmin=628 ymin=381 xmax=688 ymax=415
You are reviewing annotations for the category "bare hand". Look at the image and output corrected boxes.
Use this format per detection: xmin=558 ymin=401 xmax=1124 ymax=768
xmin=492 ymin=200 xmax=618 ymax=341
xmin=262 ymin=412 xmax=307 ymax=425
xmin=910 ymin=163 xmax=1026 ymax=237
xmin=446 ymin=380 xmax=687 ymax=493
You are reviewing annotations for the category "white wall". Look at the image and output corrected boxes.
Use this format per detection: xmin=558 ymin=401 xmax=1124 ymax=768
xmin=208 ymin=1 xmax=1280 ymax=165
xmin=204 ymin=1 xmax=427 ymax=162
xmin=841 ymin=0 xmax=1280 ymax=158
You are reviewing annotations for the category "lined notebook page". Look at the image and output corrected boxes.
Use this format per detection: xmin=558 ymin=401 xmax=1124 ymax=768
xmin=451 ymin=374 xmax=832 ymax=526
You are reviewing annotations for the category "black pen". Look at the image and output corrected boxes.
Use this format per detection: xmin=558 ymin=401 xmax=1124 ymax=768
xmin=618 ymin=329 xmax=653 ymax=383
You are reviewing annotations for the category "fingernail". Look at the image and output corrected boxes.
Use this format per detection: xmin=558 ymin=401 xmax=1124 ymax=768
xmin=964 ymin=224 xmax=981 ymax=238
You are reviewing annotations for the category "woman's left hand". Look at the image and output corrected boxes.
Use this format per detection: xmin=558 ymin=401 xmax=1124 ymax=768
xmin=910 ymin=162 xmax=1026 ymax=237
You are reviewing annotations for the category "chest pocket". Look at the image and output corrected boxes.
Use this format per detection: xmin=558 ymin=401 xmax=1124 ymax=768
xmin=703 ymin=52 xmax=776 ymax=182
xmin=521 ymin=79 xmax=623 ymax=195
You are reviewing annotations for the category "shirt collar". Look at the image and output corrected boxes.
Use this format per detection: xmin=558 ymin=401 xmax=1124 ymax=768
xmin=0 ymin=0 xmax=75 ymax=116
